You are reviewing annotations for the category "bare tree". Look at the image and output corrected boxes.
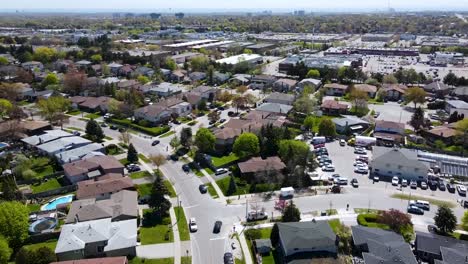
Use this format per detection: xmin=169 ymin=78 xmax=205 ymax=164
xmin=149 ymin=154 xmax=167 ymax=170
xmin=119 ymin=130 xmax=132 ymax=145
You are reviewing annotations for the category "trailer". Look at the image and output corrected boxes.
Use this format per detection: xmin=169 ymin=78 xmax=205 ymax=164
xmin=312 ymin=136 xmax=326 ymax=145
xmin=355 ymin=136 xmax=377 ymax=146
xmin=280 ymin=187 xmax=295 ymax=198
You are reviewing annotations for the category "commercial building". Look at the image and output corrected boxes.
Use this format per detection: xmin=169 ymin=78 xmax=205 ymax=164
xmin=216 ymin=54 xmax=263 ymax=66
xmin=361 ymin=33 xmax=395 ymax=42
xmin=370 ymin=147 xmax=429 ymax=181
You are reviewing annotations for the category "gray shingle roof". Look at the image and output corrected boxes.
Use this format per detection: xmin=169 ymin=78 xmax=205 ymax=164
xmin=256 ymin=103 xmax=293 ymax=114
xmin=351 ymin=226 xmax=404 ymax=247
xmin=416 ymin=231 xmax=468 ymax=256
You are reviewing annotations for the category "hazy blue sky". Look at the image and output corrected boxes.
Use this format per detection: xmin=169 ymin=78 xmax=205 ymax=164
xmin=2 ymin=0 xmax=468 ymax=11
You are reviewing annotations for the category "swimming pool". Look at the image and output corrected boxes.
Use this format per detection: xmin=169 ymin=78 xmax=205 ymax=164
xmin=28 ymin=217 xmax=57 ymax=234
xmin=0 ymin=142 xmax=9 ymax=150
xmin=41 ymin=194 xmax=74 ymax=211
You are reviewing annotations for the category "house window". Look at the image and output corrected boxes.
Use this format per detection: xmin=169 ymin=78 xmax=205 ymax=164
xmin=97 ymin=246 xmax=104 ymax=253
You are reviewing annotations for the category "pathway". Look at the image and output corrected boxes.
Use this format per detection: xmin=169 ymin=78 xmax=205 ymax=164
xmin=170 ymin=207 xmax=182 ymax=264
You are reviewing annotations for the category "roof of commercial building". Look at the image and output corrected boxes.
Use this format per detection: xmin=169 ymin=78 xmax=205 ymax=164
xmin=216 ymin=54 xmax=262 ymax=65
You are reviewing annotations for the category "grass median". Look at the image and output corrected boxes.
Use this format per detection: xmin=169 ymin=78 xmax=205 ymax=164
xmin=391 ymin=193 xmax=456 ymax=208
xmin=174 ymin=206 xmax=190 ymax=241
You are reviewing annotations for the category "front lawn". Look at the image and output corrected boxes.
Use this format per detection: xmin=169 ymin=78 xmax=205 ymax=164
xmin=66 ymin=109 xmax=81 ymax=116
xmin=129 ymin=257 xmax=174 ymax=264
xmin=130 ymin=171 xmax=152 ymax=179
xmin=110 ymin=118 xmax=170 ymax=136
xmin=204 ymin=167 xmax=214 ymax=175
xmin=216 ymin=176 xmax=278 ymax=196
xmin=23 ymin=239 xmax=58 ymax=251
xmin=84 ymin=113 xmax=102 ymax=120
xmin=328 ymin=219 xmax=341 ymax=233
xmin=139 ymin=210 xmax=174 ymax=244
xmin=136 ymin=183 xmax=152 ymax=197
xmin=391 ymin=193 xmax=455 ymax=208
xmin=174 ymin=206 xmax=190 ymax=241
xmin=163 ymin=180 xmax=176 ymax=198
xmin=211 ymin=153 xmax=239 ymax=167
xmin=31 ymin=178 xmax=62 ymax=193
xmin=105 ymin=144 xmax=125 ymax=155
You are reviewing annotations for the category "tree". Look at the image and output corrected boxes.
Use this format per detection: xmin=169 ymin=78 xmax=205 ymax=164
xmin=208 ymin=110 xmax=220 ymax=123
xmin=15 ymin=247 xmax=30 ymax=264
xmin=0 ymin=236 xmax=11 ymax=264
xmin=303 ymin=116 xmax=315 ymax=131
xmin=0 ymin=99 xmax=12 ymax=119
xmin=165 ymin=58 xmax=177 ymax=71
xmin=404 ymin=87 xmax=427 ymax=109
xmin=119 ymin=130 xmax=132 ymax=146
xmin=180 ymin=127 xmax=193 ymax=148
xmin=335 ymin=222 xmax=352 ymax=254
xmin=194 ymin=128 xmax=215 ymax=153
xmin=443 ymin=72 xmax=458 ymax=87
xmin=0 ymin=83 xmax=21 ymax=102
xmin=378 ymin=209 xmax=412 ymax=233
xmin=0 ymin=201 xmax=29 ymax=249
xmin=232 ymin=95 xmax=247 ymax=113
xmin=148 ymin=175 xmax=171 ymax=217
xmin=434 ymin=205 xmax=457 ymax=235
xmin=0 ymin=57 xmax=8 ymax=66
xmin=149 ymin=154 xmax=166 ymax=169
xmin=278 ymin=140 xmax=310 ymax=169
xmin=33 ymin=247 xmax=57 ymax=264
xmin=63 ymin=70 xmax=87 ymax=95
xmin=236 ymin=85 xmax=248 ymax=94
xmin=410 ymin=107 xmax=425 ymax=131
xmin=42 ymin=73 xmax=59 ymax=88
xmin=37 ymin=96 xmax=70 ymax=128
xmin=349 ymin=88 xmax=369 ymax=112
xmin=197 ymin=99 xmax=207 ymax=111
xmin=85 ymin=119 xmax=104 ymax=142
xmin=365 ymin=78 xmax=380 ymax=86
xmin=33 ymin=47 xmax=57 ymax=63
xmin=226 ymin=176 xmax=237 ymax=196
xmin=270 ymin=223 xmax=280 ymax=246
xmin=455 ymin=118 xmax=468 ymax=156
xmin=90 ymin=54 xmax=102 ymax=63
xmin=170 ymin=136 xmax=181 ymax=149
xmin=306 ymin=69 xmax=320 ymax=79
xmin=0 ymin=175 xmax=21 ymax=201
xmin=189 ymin=56 xmax=209 ymax=72
xmin=233 ymin=133 xmax=260 ymax=159
xmin=127 ymin=143 xmax=138 ymax=164
xmin=137 ymin=75 xmax=150 ymax=84
xmin=461 ymin=211 xmax=468 ymax=232
xmin=318 ymin=119 xmax=336 ymax=137
xmin=293 ymin=93 xmax=317 ymax=114
xmin=282 ymin=201 xmax=301 ymax=222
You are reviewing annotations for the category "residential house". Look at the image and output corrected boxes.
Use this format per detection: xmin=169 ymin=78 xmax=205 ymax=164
xmin=65 ymin=190 xmax=138 ymax=224
xmin=70 ymin=96 xmax=113 ymax=113
xmin=272 ymin=78 xmax=298 ymax=92
xmin=297 ymin=78 xmax=322 ymax=92
xmin=76 ymin=60 xmax=92 ymax=69
xmin=374 ymin=120 xmax=405 ymax=145
xmin=453 ymin=86 xmax=468 ymax=102
xmin=91 ymin=64 xmax=102 ymax=75
xmin=249 ymin=75 xmax=277 ymax=90
xmin=76 ymin=176 xmax=134 ymax=200
xmin=22 ymin=130 xmax=74 ymax=147
xmin=424 ymin=81 xmax=451 ymax=97
xmin=144 ymin=82 xmax=183 ymax=97
xmin=51 ymin=256 xmax=128 ymax=264
xmin=422 ymin=124 xmax=459 ymax=145
xmin=320 ymin=99 xmax=349 ymax=115
xmin=134 ymin=96 xmax=191 ymax=124
xmin=134 ymin=66 xmax=154 ymax=77
xmin=354 ymin=84 xmax=378 ymax=98
xmin=382 ymin=84 xmax=407 ymax=101
xmin=0 ymin=120 xmax=51 ymax=140
xmin=238 ymin=156 xmax=285 ymax=179
xmin=63 ymin=155 xmax=125 ymax=184
xmin=213 ymin=72 xmax=230 ymax=84
xmin=170 ymin=69 xmax=188 ymax=83
xmin=370 ymin=147 xmax=429 ymax=181
xmin=332 ymin=115 xmax=370 ymax=134
xmin=37 ymin=136 xmax=92 ymax=156
xmin=351 ymin=226 xmax=417 ymax=264
xmin=54 ymin=60 xmax=74 ymax=72
xmin=55 ymin=218 xmax=137 ymax=261
xmin=445 ymin=100 xmax=468 ymax=116
xmin=256 ymin=103 xmax=293 ymax=115
xmin=21 ymin=61 xmax=43 ymax=71
xmin=108 ymin=63 xmax=123 ymax=76
xmin=118 ymin=64 xmax=134 ymax=77
xmin=276 ymin=221 xmax=338 ymax=262
xmin=117 ymin=80 xmax=140 ymax=91
xmin=324 ymin=83 xmax=348 ymax=96
xmin=55 ymin=143 xmax=105 ymax=164
xmin=191 ymin=85 xmax=218 ymax=102
xmin=230 ymin=74 xmax=251 ymax=86
xmin=415 ymin=231 xmax=468 ymax=264
xmin=189 ymin=71 xmax=206 ymax=83
xmin=264 ymin=92 xmax=296 ymax=106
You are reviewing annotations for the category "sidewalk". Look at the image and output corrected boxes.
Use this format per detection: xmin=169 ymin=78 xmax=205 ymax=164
xmin=169 ymin=207 xmax=181 ymax=264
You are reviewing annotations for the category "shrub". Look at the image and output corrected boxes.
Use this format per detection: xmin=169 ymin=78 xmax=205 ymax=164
xmin=244 ymin=229 xmax=262 ymax=240
xmin=138 ymin=120 xmax=150 ymax=127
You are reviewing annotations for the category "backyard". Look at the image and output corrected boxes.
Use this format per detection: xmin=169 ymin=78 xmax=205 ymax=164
xmin=136 ymin=183 xmax=152 ymax=197
xmin=245 ymin=227 xmax=275 ymax=264
xmin=23 ymin=239 xmax=58 ymax=251
xmin=211 ymin=153 xmax=239 ymax=167
xmin=31 ymin=178 xmax=62 ymax=193
xmin=130 ymin=171 xmax=152 ymax=179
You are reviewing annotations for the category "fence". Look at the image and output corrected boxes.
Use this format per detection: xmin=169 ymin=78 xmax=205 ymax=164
xmin=25 ymin=231 xmax=61 ymax=244
xmin=28 ymin=184 xmax=77 ymax=199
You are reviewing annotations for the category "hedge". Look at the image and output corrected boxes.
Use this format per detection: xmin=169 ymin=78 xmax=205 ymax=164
xmin=110 ymin=118 xmax=170 ymax=136
xmin=357 ymin=213 xmax=390 ymax=230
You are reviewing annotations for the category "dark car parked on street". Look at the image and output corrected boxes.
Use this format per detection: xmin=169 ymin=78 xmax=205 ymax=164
xmin=213 ymin=220 xmax=222 ymax=233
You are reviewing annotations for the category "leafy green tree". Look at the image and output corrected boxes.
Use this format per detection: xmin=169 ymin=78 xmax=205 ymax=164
xmin=233 ymin=133 xmax=260 ymax=159
xmin=90 ymin=54 xmax=102 ymax=63
xmin=365 ymin=78 xmax=380 ymax=86
xmin=137 ymin=75 xmax=150 ymax=84
xmin=282 ymin=201 xmax=301 ymax=222
xmin=37 ymin=96 xmax=70 ymax=128
xmin=189 ymin=56 xmax=210 ymax=72
xmin=226 ymin=176 xmax=237 ymax=196
xmin=0 ymin=201 xmax=29 ymax=249
xmin=461 ymin=211 xmax=468 ymax=231
xmin=443 ymin=72 xmax=458 ymax=87
xmin=85 ymin=119 xmax=104 ymax=142
xmin=349 ymin=88 xmax=369 ymax=112
xmin=0 ymin=236 xmax=11 ymax=264
xmin=434 ymin=205 xmax=457 ymax=235
xmin=194 ymin=128 xmax=215 ymax=153
xmin=197 ymin=99 xmax=207 ymax=111
xmin=170 ymin=136 xmax=181 ymax=149
xmin=334 ymin=221 xmax=352 ymax=254
xmin=455 ymin=119 xmax=468 ymax=156
xmin=127 ymin=143 xmax=138 ymax=164
xmin=0 ymin=175 xmax=21 ymax=201
xmin=278 ymin=140 xmax=310 ymax=168
xmin=0 ymin=99 xmax=13 ymax=118
xmin=404 ymin=87 xmax=427 ymax=109
xmin=259 ymin=124 xmax=283 ymax=157
xmin=206 ymin=65 xmax=215 ymax=85
xmin=410 ymin=107 xmax=425 ymax=131
xmin=306 ymin=69 xmax=320 ymax=79
xmin=15 ymin=247 xmax=30 ymax=264
xmin=318 ymin=119 xmax=336 ymax=137
xmin=165 ymin=58 xmax=177 ymax=71
xmin=42 ymin=73 xmax=59 ymax=88
xmin=148 ymin=175 xmax=171 ymax=217
xmin=270 ymin=223 xmax=280 ymax=246
xmin=293 ymin=92 xmax=317 ymax=114
xmin=32 ymin=247 xmax=57 ymax=264
xmin=32 ymin=47 xmax=57 ymax=63
xmin=0 ymin=57 xmax=8 ymax=66
xmin=180 ymin=127 xmax=193 ymax=148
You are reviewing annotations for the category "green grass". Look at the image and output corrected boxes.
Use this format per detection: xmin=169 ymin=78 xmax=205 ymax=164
xmin=328 ymin=219 xmax=341 ymax=233
xmin=67 ymin=127 xmax=83 ymax=131
xmin=174 ymin=206 xmax=190 ymax=241
xmin=215 ymin=176 xmax=278 ymax=196
xmin=84 ymin=113 xmax=102 ymax=120
xmin=139 ymin=210 xmax=174 ymax=245
xmin=206 ymin=183 xmax=219 ymax=198
xmin=27 ymin=203 xmax=41 ymax=213
xmin=110 ymin=118 xmax=170 ymax=136
xmin=130 ymin=171 xmax=152 ymax=179
xmin=66 ymin=109 xmax=81 ymax=115
xmin=245 ymin=228 xmax=273 ymax=264
xmin=138 ymin=154 xmax=151 ymax=163
xmin=104 ymin=136 xmax=113 ymax=140
xmin=119 ymin=158 xmax=133 ymax=166
xmin=159 ymin=131 xmax=175 ymax=138
xmin=357 ymin=213 xmax=390 ymax=230
xmin=23 ymin=239 xmax=58 ymax=251
xmin=204 ymin=167 xmax=214 ymax=175
xmin=105 ymin=144 xmax=125 ymax=155
xmin=181 ymin=256 xmax=191 ymax=264
xmin=326 ymin=209 xmax=338 ymax=216
xmin=354 ymin=208 xmax=382 ymax=214
xmin=211 ymin=153 xmax=239 ymax=167
xmin=136 ymin=183 xmax=152 ymax=197
xmin=187 ymin=120 xmax=197 ymax=126
xmin=129 ymin=257 xmax=174 ymax=264
xmin=31 ymin=178 xmax=61 ymax=193
xmin=34 ymin=165 xmax=54 ymax=178
xmin=391 ymin=193 xmax=455 ymax=208
xmin=193 ymin=168 xmax=204 ymax=177
xmin=164 ymin=180 xmax=176 ymax=198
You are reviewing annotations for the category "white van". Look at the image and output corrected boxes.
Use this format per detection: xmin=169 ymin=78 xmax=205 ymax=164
xmin=410 ymin=200 xmax=430 ymax=210
xmin=312 ymin=136 xmax=326 ymax=145
xmin=280 ymin=187 xmax=295 ymax=198
xmin=338 ymin=177 xmax=348 ymax=185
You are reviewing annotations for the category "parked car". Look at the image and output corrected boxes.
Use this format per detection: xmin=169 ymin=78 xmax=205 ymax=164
xmin=100 ymin=123 xmax=108 ymax=127
xmin=427 ymin=224 xmax=438 ymax=234
xmin=189 ymin=218 xmax=198 ymax=232
xmin=223 ymin=253 xmax=234 ymax=264
xmin=392 ymin=177 xmax=399 ymax=186
xmin=215 ymin=168 xmax=229 ymax=175
xmin=401 ymin=179 xmax=408 ymax=187
xmin=407 ymin=205 xmax=424 ymax=215
xmin=457 ymin=185 xmax=467 ymax=196
xmin=219 ymin=118 xmax=226 ymax=123
xmin=152 ymin=140 xmax=160 ymax=146
xmin=213 ymin=220 xmax=222 ymax=233
xmin=182 ymin=164 xmax=190 ymax=172
xmin=420 ymin=181 xmax=428 ymax=190
xmin=354 ymin=166 xmax=368 ymax=174
xmin=373 ymin=111 xmax=380 ymax=118
xmin=410 ymin=180 xmax=417 ymax=189
xmin=438 ymin=181 xmax=446 ymax=191
xmin=339 ymin=139 xmax=346 ymax=146
xmin=446 ymin=183 xmax=456 ymax=193
xmin=110 ymin=125 xmax=118 ymax=130
xmin=118 ymin=127 xmax=125 ymax=132
xmin=170 ymin=154 xmax=179 ymax=161
xmin=373 ymin=176 xmax=380 ymax=182
xmin=322 ymin=164 xmax=335 ymax=172
xmin=351 ymin=178 xmax=359 ymax=188
xmin=199 ymin=184 xmax=208 ymax=194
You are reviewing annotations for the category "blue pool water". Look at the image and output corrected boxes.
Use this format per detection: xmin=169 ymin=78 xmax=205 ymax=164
xmin=0 ymin=142 xmax=8 ymax=149
xmin=41 ymin=194 xmax=74 ymax=211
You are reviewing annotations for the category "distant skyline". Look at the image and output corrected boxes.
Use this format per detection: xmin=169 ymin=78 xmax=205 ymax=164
xmin=1 ymin=0 xmax=468 ymax=12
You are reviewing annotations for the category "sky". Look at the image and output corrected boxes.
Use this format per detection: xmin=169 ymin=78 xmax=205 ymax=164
xmin=1 ymin=0 xmax=468 ymax=12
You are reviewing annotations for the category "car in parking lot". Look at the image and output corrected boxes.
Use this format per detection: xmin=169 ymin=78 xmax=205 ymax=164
xmin=199 ymin=184 xmax=208 ymax=194
xmin=410 ymin=180 xmax=417 ymax=189
xmin=337 ymin=177 xmax=348 ymax=185
xmin=215 ymin=168 xmax=229 ymax=175
xmin=354 ymin=160 xmax=366 ymax=167
xmin=223 ymin=252 xmax=234 ymax=264
xmin=322 ymin=164 xmax=335 ymax=172
xmin=151 ymin=140 xmax=160 ymax=146
xmin=354 ymin=148 xmax=366 ymax=154
xmin=429 ymin=180 xmax=438 ymax=191
xmin=351 ymin=178 xmax=359 ymax=187
xmin=457 ymin=185 xmax=467 ymax=196
xmin=401 ymin=179 xmax=408 ymax=187
xmin=420 ymin=181 xmax=428 ymax=190
xmin=373 ymin=176 xmax=380 ymax=182
xmin=407 ymin=205 xmax=424 ymax=215
xmin=354 ymin=165 xmax=368 ymax=174
xmin=446 ymin=183 xmax=455 ymax=193
xmin=169 ymin=154 xmax=179 ymax=161
xmin=410 ymin=200 xmax=430 ymax=210
xmin=213 ymin=220 xmax=222 ymax=233
xmin=438 ymin=181 xmax=446 ymax=191
xmin=339 ymin=139 xmax=346 ymax=146
xmin=182 ymin=164 xmax=190 ymax=172
xmin=189 ymin=218 xmax=198 ymax=232
xmin=392 ymin=177 xmax=399 ymax=186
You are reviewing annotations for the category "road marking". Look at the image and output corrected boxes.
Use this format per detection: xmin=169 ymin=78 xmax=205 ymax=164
xmin=210 ymin=237 xmax=226 ymax=241
xmin=184 ymin=204 xmax=199 ymax=209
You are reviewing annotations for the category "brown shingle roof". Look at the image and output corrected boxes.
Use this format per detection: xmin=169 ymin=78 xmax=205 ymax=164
xmin=63 ymin=156 xmax=124 ymax=179
xmin=76 ymin=177 xmax=134 ymax=200
xmin=324 ymin=83 xmax=348 ymax=90
xmin=321 ymin=99 xmax=349 ymax=110
xmin=375 ymin=120 xmax=405 ymax=131
xmin=238 ymin=156 xmax=286 ymax=174
xmin=51 ymin=256 xmax=127 ymax=264
xmin=383 ymin=84 xmax=407 ymax=94
xmin=427 ymin=126 xmax=458 ymax=138
xmin=354 ymin=84 xmax=377 ymax=93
